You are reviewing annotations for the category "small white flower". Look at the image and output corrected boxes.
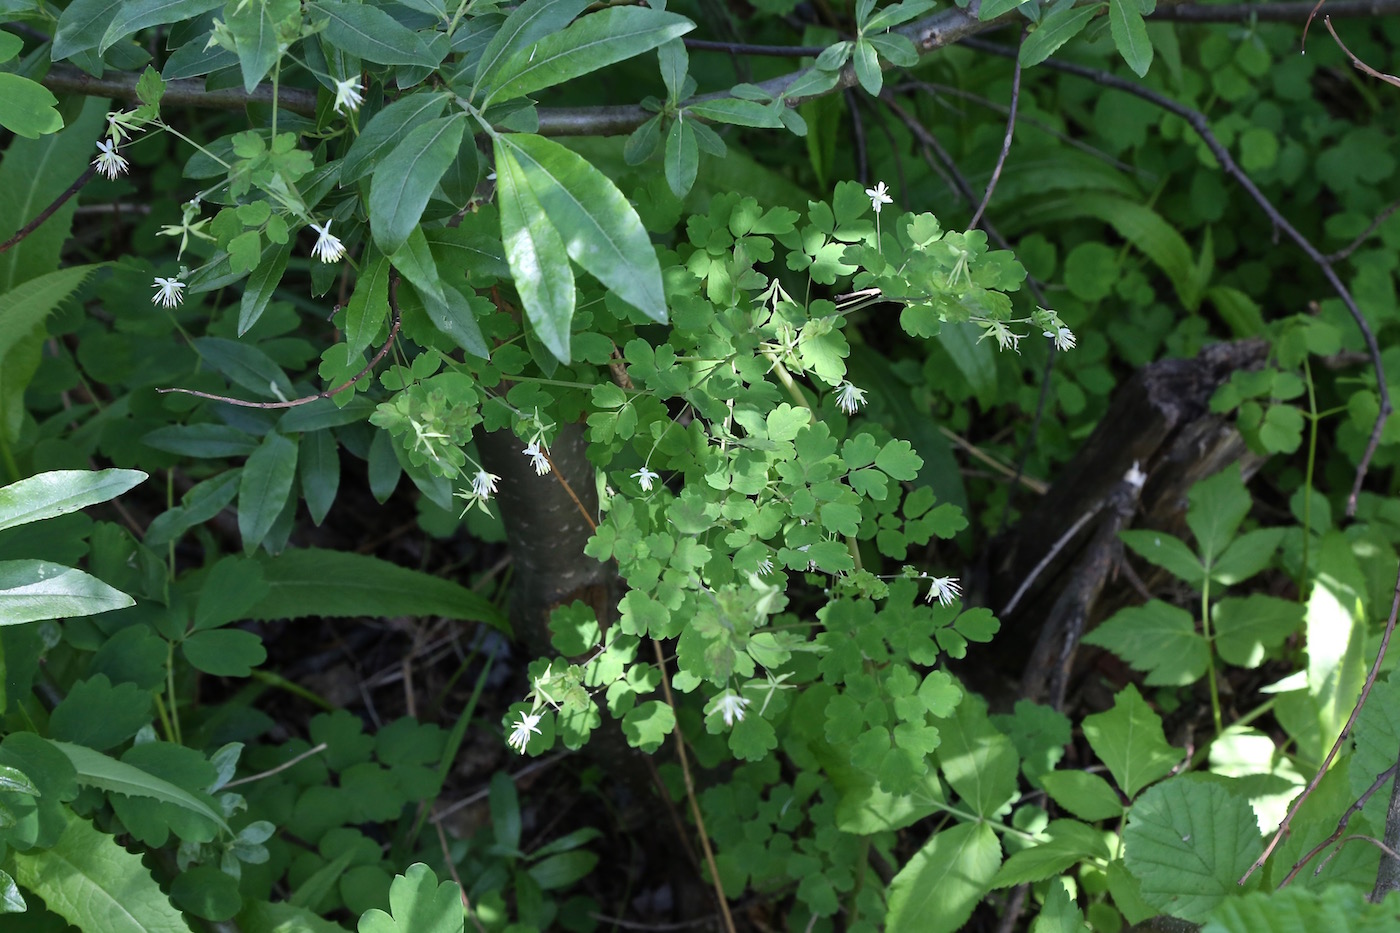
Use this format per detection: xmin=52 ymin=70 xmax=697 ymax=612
xmin=1044 ymin=326 xmax=1076 ymax=351
xmin=924 ymin=575 xmax=962 ymax=607
xmin=309 ymin=220 xmax=346 ymax=263
xmin=92 ymin=140 xmax=129 ymax=180
xmin=865 ymin=181 xmax=893 ymax=214
xmin=632 ymin=466 xmax=659 ymax=492
xmin=978 ymin=319 xmax=1022 ymax=354
xmin=333 ymin=77 xmax=364 ymax=115
xmin=507 ymin=712 xmax=542 ymax=752
xmin=522 ymin=441 xmax=551 ymax=476
xmin=151 ymin=276 xmax=185 ymax=308
xmin=835 ymin=381 xmax=867 ymax=415
xmin=470 ymin=469 xmax=501 ymax=499
xmin=712 ymin=690 xmax=750 ymax=728
xmin=757 ymin=558 xmax=774 ymax=576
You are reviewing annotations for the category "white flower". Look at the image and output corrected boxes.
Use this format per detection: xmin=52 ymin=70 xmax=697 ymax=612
xmin=470 ymin=469 xmax=501 ymax=499
xmin=924 ymin=575 xmax=962 ymax=607
xmin=712 ymin=690 xmax=750 ymax=728
xmin=333 ymin=77 xmax=364 ymax=115
xmin=522 ymin=441 xmax=551 ymax=476
xmin=865 ymin=181 xmax=893 ymax=214
xmin=309 ymin=220 xmax=346 ymax=263
xmin=757 ymin=558 xmax=774 ymax=576
xmin=507 ymin=712 xmax=542 ymax=752
xmin=151 ymin=276 xmax=185 ymax=309
xmin=92 ymin=140 xmax=129 ymax=180
xmin=978 ymin=319 xmax=1022 ymax=354
xmin=632 ymin=466 xmax=659 ymax=492
xmin=1044 ymin=326 xmax=1077 ymax=351
xmin=835 ymin=381 xmax=867 ymax=415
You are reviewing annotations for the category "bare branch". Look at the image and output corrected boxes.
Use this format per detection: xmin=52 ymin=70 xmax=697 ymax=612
xmin=970 ymin=29 xmax=1024 ymax=230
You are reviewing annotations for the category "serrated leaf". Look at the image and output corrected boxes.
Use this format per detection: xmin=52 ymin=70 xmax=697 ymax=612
xmin=1212 ymin=594 xmax=1303 ymax=668
xmin=247 ymin=547 xmax=508 ymax=631
xmin=499 ymin=135 xmax=666 ymax=323
xmin=1040 ymin=769 xmax=1124 ymax=821
xmin=1211 ymin=527 xmax=1283 ymax=585
xmin=1123 ymin=778 xmax=1261 ymax=922
xmin=494 ymin=136 xmax=575 ymax=362
xmin=935 ymin=694 xmax=1018 ymax=818
xmin=1120 ymin=529 xmax=1204 ymax=587
xmin=11 ymin=808 xmax=194 ymax=933
xmin=993 ymin=820 xmax=1110 ymax=887
xmin=1186 ymin=465 xmax=1251 ymax=567
xmin=886 ymin=821 xmax=1001 ymax=933
xmin=1083 ymin=601 xmax=1209 ymax=686
xmin=369 ymin=116 xmax=466 ymax=255
xmin=1021 ymin=2 xmax=1101 ymax=67
xmin=1082 ymin=684 xmax=1182 ymax=799
xmin=479 ymin=7 xmax=693 ymax=106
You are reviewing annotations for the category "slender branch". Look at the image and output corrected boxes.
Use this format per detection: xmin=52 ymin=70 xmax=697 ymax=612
xmin=684 ymin=38 xmax=824 ymax=56
xmin=1152 ymin=0 xmax=1400 ymax=18
xmin=0 ymin=164 xmax=95 ymax=255
xmin=1326 ymin=196 xmax=1400 ymax=262
xmin=969 ymin=30 xmax=1024 ymax=230
xmin=1277 ymin=762 xmax=1397 ymax=887
xmin=1326 ymin=15 xmax=1400 ymax=86
xmin=963 ymin=37 xmax=1392 ymax=516
xmin=158 ymin=275 xmax=403 ymax=408
xmin=223 ymin=742 xmax=328 ymax=788
xmin=43 ymin=64 xmax=315 ymax=115
xmin=1242 ymin=559 xmax=1400 ymax=883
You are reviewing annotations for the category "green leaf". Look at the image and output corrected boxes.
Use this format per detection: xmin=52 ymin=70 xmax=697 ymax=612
xmin=228 ymin=0 xmax=279 ymax=92
xmin=357 ymin=863 xmax=462 ymax=933
xmin=247 ymin=547 xmax=508 ymax=631
xmin=1020 ymin=2 xmax=1102 ymax=68
xmin=49 ymin=674 xmax=149 ymax=749
xmin=0 ymin=560 xmax=134 ymax=625
xmin=238 ymin=432 xmax=298 ymax=553
xmin=143 ymin=424 xmax=257 ymax=458
xmin=875 ymin=439 xmax=923 ymax=482
xmin=852 ymin=39 xmax=882 ymax=95
xmin=992 ymin=820 xmax=1110 ymax=887
xmin=665 ymin=116 xmax=698 ymax=197
xmin=473 ymin=0 xmax=589 ymax=97
xmin=1212 ymin=594 xmax=1303 ymax=668
xmin=0 ymin=468 xmax=144 ymax=532
xmin=499 ymin=135 xmax=666 ymax=323
xmin=1082 ymin=684 xmax=1182 ymax=799
xmin=1208 ymin=886 xmax=1400 ymax=933
xmin=862 ymin=0 xmax=937 ymax=31
xmin=0 ymin=264 xmax=104 ymax=357
xmin=1040 ymin=769 xmax=1124 ymax=821
xmin=495 ymin=136 xmax=575 ymax=362
xmin=1119 ymin=529 xmax=1204 ymax=588
xmin=239 ymin=900 xmax=351 ymax=933
xmin=183 ymin=628 xmax=267 ymax=676
xmin=885 ymin=821 xmax=1001 ymax=933
xmin=479 ymin=7 xmax=693 ymax=106
xmin=47 ymin=740 xmax=231 ymax=834
xmin=344 ymin=252 xmax=391 ymax=357
xmin=1108 ymin=0 xmax=1152 ymax=75
xmin=98 ymin=0 xmax=223 ymax=55
xmin=10 ymin=808 xmax=194 ymax=933
xmin=369 ymin=115 xmax=467 ymax=255
xmin=340 ymin=93 xmax=450 ymax=184
xmin=1211 ymin=527 xmax=1283 ymax=585
xmin=1032 ymin=881 xmax=1086 ymax=933
xmin=52 ymin=0 xmax=124 ymax=58
xmin=621 ymin=699 xmax=675 ymax=752
xmin=1083 ymin=601 xmax=1209 ymax=686
xmin=935 ymin=693 xmax=1018 ymax=818
xmin=937 ymin=323 xmax=997 ymax=406
xmin=194 ymin=556 xmax=269 ymax=631
xmin=238 ymin=240 xmax=291 ymax=336
xmin=308 ymin=1 xmax=439 ymax=66
xmin=300 ymin=430 xmax=339 ymax=526
xmin=1122 ymin=778 xmax=1261 ymax=922
xmin=979 ymin=0 xmax=1029 ymax=19
xmin=684 ymin=98 xmax=783 ymax=129
xmin=0 ymin=74 xmax=63 ymax=139
xmin=1186 ymin=465 xmax=1251 ymax=567
xmin=193 ymin=336 xmax=295 ymax=400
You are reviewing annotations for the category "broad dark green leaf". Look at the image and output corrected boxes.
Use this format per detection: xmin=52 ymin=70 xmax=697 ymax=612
xmin=308 ymin=1 xmax=439 ymax=66
xmin=299 ymin=429 xmax=340 ymax=526
xmin=473 ymin=0 xmax=589 ymax=97
xmin=425 ymin=285 xmax=490 ymax=359
xmin=479 ymin=7 xmax=693 ymax=107
xmin=886 ymin=822 xmax=1001 ymax=933
xmin=1109 ymin=0 xmax=1153 ymax=76
xmin=0 ymin=561 xmax=134 ymax=625
xmin=52 ymin=0 xmax=124 ymax=59
xmin=47 ymin=740 xmax=230 ymax=834
xmin=495 ymin=136 xmax=575 ymax=362
xmin=228 ymin=0 xmax=278 ymax=92
xmin=340 ymin=92 xmax=450 ymax=184
xmin=143 ymin=424 xmax=259 ymax=458
xmin=665 ymin=116 xmax=698 ymax=198
xmin=501 ymin=134 xmax=666 ymax=324
xmin=99 ymin=0 xmax=223 ymax=55
xmin=0 ymin=469 xmax=144 ymax=531
xmin=344 ymin=252 xmax=391 ymax=357
xmin=1020 ymin=2 xmax=1102 ymax=68
xmin=369 ymin=115 xmax=466 ymax=254
xmin=183 ymin=629 xmax=267 ymax=676
xmin=246 ymin=547 xmax=509 ymax=631
xmin=238 ymin=432 xmax=299 ymax=553
xmin=193 ymin=555 xmax=269 ymax=631
xmin=238 ymin=240 xmax=291 ymax=335
xmin=192 ymin=336 xmax=295 ymax=400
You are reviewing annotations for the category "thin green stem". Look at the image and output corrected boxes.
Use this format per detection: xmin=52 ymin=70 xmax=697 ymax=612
xmin=1300 ymin=356 xmax=1320 ymax=590
xmin=1200 ymin=576 xmax=1223 ymax=736
xmin=250 ymin=669 xmax=336 ymax=711
xmin=271 ymin=57 xmax=280 ymax=140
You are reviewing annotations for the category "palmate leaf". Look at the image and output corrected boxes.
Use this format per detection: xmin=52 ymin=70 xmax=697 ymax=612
xmin=478 ymin=7 xmax=693 ymax=107
xmin=358 ymin=863 xmax=463 ymax=933
xmin=0 ymin=74 xmax=63 ymax=139
xmin=10 ymin=808 xmax=193 ymax=933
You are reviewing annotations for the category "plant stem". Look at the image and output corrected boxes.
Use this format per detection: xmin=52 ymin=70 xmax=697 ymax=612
xmin=1200 ymin=577 xmax=1223 ymax=736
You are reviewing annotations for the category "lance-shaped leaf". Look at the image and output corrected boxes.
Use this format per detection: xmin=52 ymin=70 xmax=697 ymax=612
xmin=500 ymin=134 xmax=666 ymax=323
xmin=0 ymin=561 xmax=134 ymax=625
xmin=0 ymin=468 xmax=145 ymax=531
xmin=495 ymin=137 xmax=575 ymax=362
xmin=340 ymin=92 xmax=450 ymax=184
xmin=478 ymin=6 xmax=693 ymax=107
xmin=1109 ymin=0 xmax=1153 ymax=76
xmin=238 ymin=432 xmax=298 ymax=553
xmin=98 ymin=0 xmax=223 ymax=55
xmin=472 ymin=0 xmax=590 ymax=98
xmin=369 ymin=115 xmax=466 ymax=254
xmin=228 ymin=0 xmax=279 ymax=92
xmin=1020 ymin=2 xmax=1102 ymax=68
xmin=307 ymin=1 xmax=439 ymax=66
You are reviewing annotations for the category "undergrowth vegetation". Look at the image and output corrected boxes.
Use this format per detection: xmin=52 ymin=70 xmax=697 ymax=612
xmin=1 ymin=0 xmax=1399 ymax=931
